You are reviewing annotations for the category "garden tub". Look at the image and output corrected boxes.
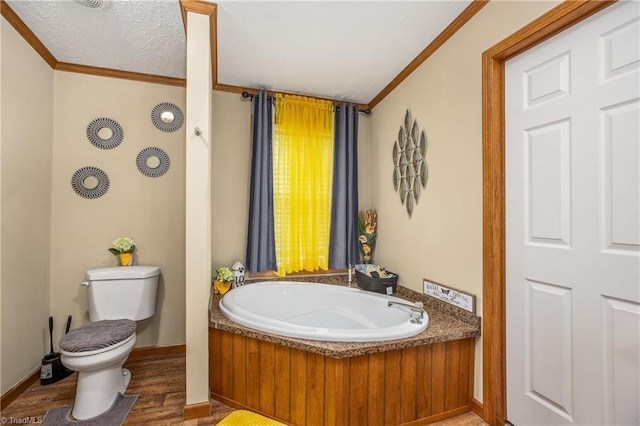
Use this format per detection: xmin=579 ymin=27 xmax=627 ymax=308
xmin=218 ymin=281 xmax=428 ymax=342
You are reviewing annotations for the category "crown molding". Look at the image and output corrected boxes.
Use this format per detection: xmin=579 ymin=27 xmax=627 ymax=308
xmin=368 ymin=0 xmax=489 ymax=109
xmin=1 ymin=0 xmax=187 ymax=87
xmin=56 ymin=62 xmax=186 ymax=87
xmin=5 ymin=0 xmax=489 ymax=109
xmin=1 ymin=0 xmax=57 ymax=68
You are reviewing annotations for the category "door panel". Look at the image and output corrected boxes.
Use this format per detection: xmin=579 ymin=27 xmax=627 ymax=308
xmin=525 ymin=119 xmax=572 ymax=247
xmin=600 ymin=100 xmax=639 ymax=253
xmin=525 ymin=280 xmax=573 ymax=420
xmin=602 ymin=297 xmax=640 ymax=425
xmin=506 ymin=2 xmax=640 ymax=424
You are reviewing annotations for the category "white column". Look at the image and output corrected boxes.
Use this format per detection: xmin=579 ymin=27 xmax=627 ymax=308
xmin=185 ymin=10 xmax=212 ymax=407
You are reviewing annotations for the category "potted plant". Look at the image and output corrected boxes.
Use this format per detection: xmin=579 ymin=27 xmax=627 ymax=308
xmin=214 ymin=266 xmax=234 ymax=295
xmin=108 ymin=237 xmax=136 ymax=266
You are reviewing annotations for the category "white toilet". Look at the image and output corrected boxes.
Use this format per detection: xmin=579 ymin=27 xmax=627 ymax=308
xmin=60 ymin=266 xmax=160 ymax=420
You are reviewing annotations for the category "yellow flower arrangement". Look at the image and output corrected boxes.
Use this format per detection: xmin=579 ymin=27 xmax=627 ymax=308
xmin=108 ymin=237 xmax=135 ymax=266
xmin=213 ymin=266 xmax=233 ymax=295
xmin=358 ymin=209 xmax=377 ymax=264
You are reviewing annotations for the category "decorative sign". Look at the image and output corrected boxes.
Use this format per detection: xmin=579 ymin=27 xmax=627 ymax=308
xmin=232 ymin=261 xmax=245 ymax=288
xmin=423 ymin=279 xmax=475 ymax=313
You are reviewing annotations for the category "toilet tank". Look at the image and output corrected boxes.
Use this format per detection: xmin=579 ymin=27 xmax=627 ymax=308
xmin=85 ymin=266 xmax=160 ymax=322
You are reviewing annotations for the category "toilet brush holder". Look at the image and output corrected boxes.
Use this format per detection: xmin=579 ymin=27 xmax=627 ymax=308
xmin=40 ymin=353 xmax=69 ymax=385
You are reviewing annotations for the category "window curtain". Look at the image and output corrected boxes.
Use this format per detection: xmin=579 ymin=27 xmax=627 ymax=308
xmin=273 ymin=93 xmax=334 ymax=276
xmin=329 ymin=103 xmax=360 ymax=268
xmin=245 ymin=90 xmax=277 ymax=272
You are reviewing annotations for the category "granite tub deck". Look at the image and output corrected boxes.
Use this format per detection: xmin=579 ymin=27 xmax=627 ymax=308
xmin=208 ymin=274 xmax=481 ymax=358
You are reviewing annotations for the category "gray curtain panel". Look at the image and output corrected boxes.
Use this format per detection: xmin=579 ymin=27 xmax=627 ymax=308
xmin=245 ymin=90 xmax=277 ymax=272
xmin=329 ymin=103 xmax=360 ymax=268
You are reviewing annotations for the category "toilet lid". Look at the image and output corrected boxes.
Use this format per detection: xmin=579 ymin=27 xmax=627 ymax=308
xmin=60 ymin=319 xmax=136 ymax=353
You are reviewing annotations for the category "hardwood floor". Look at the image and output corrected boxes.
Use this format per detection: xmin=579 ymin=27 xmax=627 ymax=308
xmin=1 ymin=352 xmax=488 ymax=425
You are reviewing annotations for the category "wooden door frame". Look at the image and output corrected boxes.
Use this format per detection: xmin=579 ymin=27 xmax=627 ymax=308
xmin=481 ymin=1 xmax=616 ymax=424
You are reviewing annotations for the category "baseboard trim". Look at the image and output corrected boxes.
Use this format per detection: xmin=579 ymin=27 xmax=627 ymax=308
xmin=471 ymin=398 xmax=484 ymax=419
xmin=0 ymin=367 xmax=40 ymax=410
xmin=128 ymin=343 xmax=186 ymax=360
xmin=183 ymin=400 xmax=211 ymax=420
xmin=399 ymin=405 xmax=471 ymax=426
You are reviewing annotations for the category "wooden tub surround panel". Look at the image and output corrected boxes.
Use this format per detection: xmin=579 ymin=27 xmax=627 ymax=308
xmin=210 ymin=328 xmax=475 ymax=426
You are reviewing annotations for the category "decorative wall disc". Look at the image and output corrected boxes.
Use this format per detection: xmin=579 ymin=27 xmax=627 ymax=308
xmin=86 ymin=117 xmax=124 ymax=149
xmin=71 ymin=166 xmax=110 ymax=199
xmin=151 ymin=102 xmax=184 ymax=133
xmin=136 ymin=147 xmax=170 ymax=178
xmin=392 ymin=110 xmax=428 ymax=217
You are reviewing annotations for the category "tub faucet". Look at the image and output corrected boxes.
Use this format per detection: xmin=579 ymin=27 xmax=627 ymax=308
xmin=388 ymin=301 xmax=425 ymax=324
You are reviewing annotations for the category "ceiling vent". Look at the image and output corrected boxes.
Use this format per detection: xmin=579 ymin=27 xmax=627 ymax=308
xmin=73 ymin=0 xmax=111 ymax=11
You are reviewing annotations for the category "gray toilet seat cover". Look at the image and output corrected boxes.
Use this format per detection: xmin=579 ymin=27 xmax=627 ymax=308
xmin=60 ymin=319 xmax=136 ymax=353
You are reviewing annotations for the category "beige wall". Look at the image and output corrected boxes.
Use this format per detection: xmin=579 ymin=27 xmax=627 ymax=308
xmin=1 ymin=18 xmax=54 ymax=394
xmin=49 ymin=72 xmax=187 ymax=349
xmin=211 ymin=92 xmax=251 ymax=268
xmin=368 ymin=0 xmax=559 ymax=402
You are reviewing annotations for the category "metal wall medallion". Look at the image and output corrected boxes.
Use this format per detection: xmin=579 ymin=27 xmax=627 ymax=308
xmin=71 ymin=166 xmax=110 ymax=199
xmin=151 ymin=102 xmax=184 ymax=133
xmin=392 ymin=110 xmax=428 ymax=217
xmin=136 ymin=147 xmax=170 ymax=178
xmin=86 ymin=117 xmax=124 ymax=149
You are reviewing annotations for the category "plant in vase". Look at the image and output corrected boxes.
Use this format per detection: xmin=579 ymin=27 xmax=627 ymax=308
xmin=358 ymin=209 xmax=377 ymax=264
xmin=108 ymin=237 xmax=136 ymax=266
xmin=214 ymin=266 xmax=233 ymax=295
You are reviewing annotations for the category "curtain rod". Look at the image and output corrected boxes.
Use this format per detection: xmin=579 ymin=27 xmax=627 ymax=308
xmin=241 ymin=91 xmax=371 ymax=115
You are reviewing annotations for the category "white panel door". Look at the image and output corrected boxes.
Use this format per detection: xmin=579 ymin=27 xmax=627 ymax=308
xmin=506 ymin=2 xmax=640 ymax=425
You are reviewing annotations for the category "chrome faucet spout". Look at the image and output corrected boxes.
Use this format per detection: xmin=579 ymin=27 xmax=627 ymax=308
xmin=387 ymin=300 xmax=425 ymax=324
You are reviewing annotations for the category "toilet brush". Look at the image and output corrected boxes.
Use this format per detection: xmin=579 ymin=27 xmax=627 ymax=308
xmin=61 ymin=315 xmax=74 ymax=377
xmin=40 ymin=316 xmax=73 ymax=385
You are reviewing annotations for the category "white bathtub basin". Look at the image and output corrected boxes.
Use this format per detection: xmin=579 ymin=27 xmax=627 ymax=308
xmin=219 ymin=281 xmax=429 ymax=342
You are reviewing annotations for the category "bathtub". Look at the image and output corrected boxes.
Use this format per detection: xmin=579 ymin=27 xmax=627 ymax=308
xmin=219 ymin=281 xmax=429 ymax=342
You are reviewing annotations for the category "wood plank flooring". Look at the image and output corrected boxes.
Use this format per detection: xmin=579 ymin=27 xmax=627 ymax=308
xmin=1 ymin=352 xmax=488 ymax=425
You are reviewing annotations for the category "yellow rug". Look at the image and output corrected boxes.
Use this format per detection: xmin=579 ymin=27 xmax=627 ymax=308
xmin=216 ymin=410 xmax=287 ymax=426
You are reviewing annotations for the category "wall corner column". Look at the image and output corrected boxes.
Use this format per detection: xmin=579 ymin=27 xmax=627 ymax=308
xmin=182 ymin=1 xmax=217 ymax=420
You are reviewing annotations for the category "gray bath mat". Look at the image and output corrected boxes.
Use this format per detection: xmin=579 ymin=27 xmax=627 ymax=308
xmin=42 ymin=393 xmax=137 ymax=426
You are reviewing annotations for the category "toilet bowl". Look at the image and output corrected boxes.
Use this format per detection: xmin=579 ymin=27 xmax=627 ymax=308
xmin=61 ymin=266 xmax=160 ymax=420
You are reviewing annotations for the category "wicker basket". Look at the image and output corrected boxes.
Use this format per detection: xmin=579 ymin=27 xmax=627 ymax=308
xmin=355 ymin=266 xmax=398 ymax=295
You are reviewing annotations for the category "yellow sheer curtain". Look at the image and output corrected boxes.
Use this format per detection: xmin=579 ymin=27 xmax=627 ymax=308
xmin=273 ymin=93 xmax=334 ymax=276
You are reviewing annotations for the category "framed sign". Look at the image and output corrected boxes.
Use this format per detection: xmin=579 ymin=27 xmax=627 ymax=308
xmin=423 ymin=278 xmax=475 ymax=313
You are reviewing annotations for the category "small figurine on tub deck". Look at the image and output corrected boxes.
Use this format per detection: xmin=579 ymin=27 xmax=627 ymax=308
xmin=232 ymin=261 xmax=245 ymax=288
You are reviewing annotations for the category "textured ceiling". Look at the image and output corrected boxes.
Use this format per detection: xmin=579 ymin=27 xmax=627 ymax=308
xmin=5 ymin=0 xmax=472 ymax=104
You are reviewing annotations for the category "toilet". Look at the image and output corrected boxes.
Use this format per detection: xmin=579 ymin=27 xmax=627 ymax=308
xmin=60 ymin=266 xmax=160 ymax=420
